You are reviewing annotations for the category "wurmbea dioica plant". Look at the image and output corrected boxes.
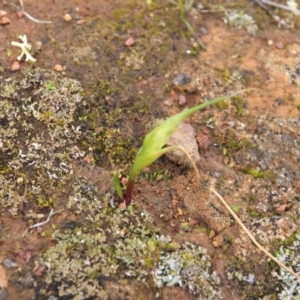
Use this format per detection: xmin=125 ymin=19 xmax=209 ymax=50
xmin=114 ymin=93 xmax=238 ymax=206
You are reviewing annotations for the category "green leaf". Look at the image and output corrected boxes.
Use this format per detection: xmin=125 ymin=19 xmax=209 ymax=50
xmin=45 ymin=81 xmax=56 ymax=91
xmin=128 ymin=94 xmax=230 ymax=182
xmin=113 ymin=172 xmax=124 ymax=200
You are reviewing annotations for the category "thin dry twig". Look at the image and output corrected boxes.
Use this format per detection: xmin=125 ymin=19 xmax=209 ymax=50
xmin=19 ymin=0 xmax=52 ymax=24
xmin=252 ymin=0 xmax=300 ymax=28
xmin=169 ymin=145 xmax=199 ymax=177
xmin=3 ymin=0 xmax=52 ymax=24
xmin=260 ymin=0 xmax=300 ymax=14
xmin=22 ymin=208 xmax=64 ymax=238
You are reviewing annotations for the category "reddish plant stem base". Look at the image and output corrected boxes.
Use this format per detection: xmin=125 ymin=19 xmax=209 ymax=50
xmin=125 ymin=180 xmax=134 ymax=206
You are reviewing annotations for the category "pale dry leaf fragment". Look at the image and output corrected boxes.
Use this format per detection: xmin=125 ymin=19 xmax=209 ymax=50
xmin=11 ymin=35 xmax=36 ymax=62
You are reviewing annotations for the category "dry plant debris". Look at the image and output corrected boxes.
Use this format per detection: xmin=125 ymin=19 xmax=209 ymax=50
xmin=11 ymin=35 xmax=36 ymax=62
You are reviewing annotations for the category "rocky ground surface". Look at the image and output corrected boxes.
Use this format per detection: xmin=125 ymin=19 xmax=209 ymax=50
xmin=0 ymin=0 xmax=300 ymax=299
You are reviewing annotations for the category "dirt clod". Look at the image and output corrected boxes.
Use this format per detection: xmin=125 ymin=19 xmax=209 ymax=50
xmin=0 ymin=16 xmax=10 ymax=25
xmin=10 ymin=61 xmax=20 ymax=71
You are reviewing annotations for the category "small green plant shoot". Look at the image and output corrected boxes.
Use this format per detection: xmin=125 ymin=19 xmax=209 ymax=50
xmin=114 ymin=92 xmax=243 ymax=206
xmin=170 ymin=0 xmax=206 ymax=50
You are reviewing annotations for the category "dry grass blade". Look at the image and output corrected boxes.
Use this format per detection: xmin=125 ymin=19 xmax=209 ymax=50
xmin=3 ymin=0 xmax=52 ymax=24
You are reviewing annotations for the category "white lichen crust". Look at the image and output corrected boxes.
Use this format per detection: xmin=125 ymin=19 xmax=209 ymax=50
xmin=274 ymin=234 xmax=300 ymax=300
xmin=40 ymin=199 xmax=221 ymax=299
xmin=0 ymin=68 xmax=85 ymax=216
xmin=153 ymin=242 xmax=221 ymax=299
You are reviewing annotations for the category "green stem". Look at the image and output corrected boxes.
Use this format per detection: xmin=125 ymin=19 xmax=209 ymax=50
xmin=181 ymin=18 xmax=206 ymax=50
xmin=177 ymin=0 xmax=206 ymax=50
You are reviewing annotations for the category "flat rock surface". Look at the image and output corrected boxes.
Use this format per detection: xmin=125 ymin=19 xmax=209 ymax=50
xmin=0 ymin=1 xmax=300 ymax=299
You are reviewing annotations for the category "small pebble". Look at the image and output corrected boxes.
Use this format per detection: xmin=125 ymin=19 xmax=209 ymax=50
xmin=63 ymin=13 xmax=72 ymax=22
xmin=35 ymin=41 xmax=43 ymax=50
xmin=163 ymin=99 xmax=173 ymax=106
xmin=178 ymin=94 xmax=186 ymax=105
xmin=228 ymin=121 xmax=235 ymax=128
xmin=0 ymin=16 xmax=11 ymax=25
xmin=10 ymin=61 xmax=21 ymax=71
xmin=124 ymin=36 xmax=135 ymax=47
xmin=222 ymin=156 xmax=230 ymax=166
xmin=156 ymin=174 xmax=163 ymax=181
xmin=276 ymin=204 xmax=287 ymax=215
xmin=189 ymin=218 xmax=197 ymax=226
xmin=196 ymin=132 xmax=210 ymax=150
xmin=16 ymin=177 xmax=23 ymax=183
xmin=119 ymin=202 xmax=126 ymax=210
xmin=16 ymin=10 xmax=24 ymax=18
xmin=236 ymin=121 xmax=246 ymax=130
xmin=209 ymin=170 xmax=221 ymax=179
xmin=192 ymin=42 xmax=198 ymax=49
xmin=83 ymin=155 xmax=92 ymax=164
xmin=212 ymin=235 xmax=224 ymax=247
xmin=0 ymin=10 xmax=7 ymax=17
xmin=2 ymin=259 xmax=17 ymax=269
xmin=121 ymin=177 xmax=128 ymax=185
xmin=173 ymin=72 xmax=191 ymax=86
xmin=199 ymin=25 xmax=209 ymax=35
xmin=275 ymin=41 xmax=283 ymax=49
xmin=53 ymin=64 xmax=63 ymax=72
xmin=76 ymin=19 xmax=85 ymax=25
xmin=267 ymin=39 xmax=273 ymax=46
xmin=199 ymin=125 xmax=210 ymax=135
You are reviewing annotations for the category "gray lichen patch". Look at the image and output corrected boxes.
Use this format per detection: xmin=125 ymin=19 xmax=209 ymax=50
xmin=67 ymin=176 xmax=103 ymax=215
xmin=0 ymin=68 xmax=86 ymax=216
xmin=119 ymin=51 xmax=145 ymax=71
xmin=243 ymin=116 xmax=300 ymax=215
xmin=38 ymin=203 xmax=221 ymax=299
xmin=274 ymin=234 xmax=300 ymax=300
xmin=248 ymin=216 xmax=297 ymax=244
xmin=224 ymin=10 xmax=258 ymax=35
xmin=153 ymin=242 xmax=221 ymax=299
